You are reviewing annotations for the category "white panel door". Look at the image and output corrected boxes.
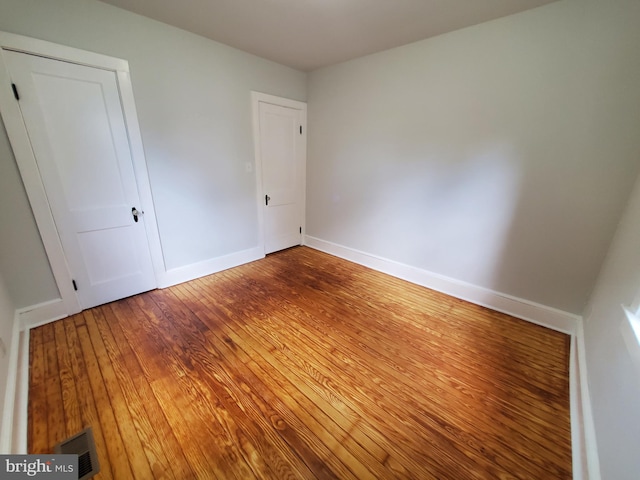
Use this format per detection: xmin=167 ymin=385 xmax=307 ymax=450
xmin=259 ymin=101 xmax=305 ymax=254
xmin=4 ymin=50 xmax=156 ymax=309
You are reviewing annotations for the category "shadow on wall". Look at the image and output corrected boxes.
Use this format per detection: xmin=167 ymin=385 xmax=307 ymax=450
xmin=329 ymin=141 xmax=523 ymax=293
xmin=316 ymin=124 xmax=637 ymax=315
xmin=0 ymin=118 xmax=60 ymax=309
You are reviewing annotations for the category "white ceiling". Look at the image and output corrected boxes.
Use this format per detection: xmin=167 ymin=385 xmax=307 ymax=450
xmin=98 ymin=0 xmax=557 ymax=72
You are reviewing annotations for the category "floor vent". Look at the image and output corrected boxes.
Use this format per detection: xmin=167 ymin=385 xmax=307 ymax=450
xmin=54 ymin=427 xmax=100 ymax=479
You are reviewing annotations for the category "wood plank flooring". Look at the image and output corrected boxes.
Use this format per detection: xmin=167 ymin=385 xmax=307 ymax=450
xmin=28 ymin=246 xmax=572 ymax=479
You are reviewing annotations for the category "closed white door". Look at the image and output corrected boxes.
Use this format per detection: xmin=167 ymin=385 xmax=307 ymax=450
xmin=5 ymin=50 xmax=156 ymax=309
xmin=258 ymin=99 xmax=306 ymax=254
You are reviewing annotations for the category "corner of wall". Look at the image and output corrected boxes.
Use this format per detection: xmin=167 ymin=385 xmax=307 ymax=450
xmin=304 ymin=235 xmax=579 ymax=334
xmin=157 ymin=246 xmax=265 ymax=288
xmin=17 ymin=298 xmax=67 ymax=331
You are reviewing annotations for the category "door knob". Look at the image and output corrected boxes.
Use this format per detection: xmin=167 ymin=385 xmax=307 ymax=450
xmin=132 ymin=207 xmax=144 ymax=222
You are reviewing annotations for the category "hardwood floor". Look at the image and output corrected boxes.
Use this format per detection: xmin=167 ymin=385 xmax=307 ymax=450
xmin=28 ymin=246 xmax=572 ymax=479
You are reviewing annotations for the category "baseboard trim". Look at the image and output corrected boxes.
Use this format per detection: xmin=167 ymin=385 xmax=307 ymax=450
xmin=157 ymin=246 xmax=265 ymax=289
xmin=305 ymin=236 xmax=579 ymax=334
xmin=17 ymin=299 xmax=67 ymax=330
xmin=306 ymin=235 xmax=598 ymax=479
xmin=0 ymin=312 xmax=21 ymax=453
xmin=572 ymin=321 xmax=601 ymax=480
xmin=11 ymin=329 xmax=29 ymax=454
xmin=3 ymin=306 xmax=55 ymax=454
xmin=570 ymin=334 xmax=585 ymax=479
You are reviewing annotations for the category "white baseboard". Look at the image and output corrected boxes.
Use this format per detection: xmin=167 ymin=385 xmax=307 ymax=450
xmin=17 ymin=299 xmax=67 ymax=330
xmin=11 ymin=329 xmax=28 ymax=454
xmin=2 ymin=309 xmax=52 ymax=454
xmin=570 ymin=335 xmax=586 ymax=479
xmin=0 ymin=312 xmax=21 ymax=453
xmin=6 ymin=300 xmax=66 ymax=455
xmin=572 ymin=321 xmax=601 ymax=480
xmin=306 ymin=235 xmax=598 ymax=479
xmin=305 ymin=236 xmax=579 ymax=334
xmin=157 ymin=246 xmax=265 ymax=289
xmin=14 ymin=247 xmax=267 ymax=326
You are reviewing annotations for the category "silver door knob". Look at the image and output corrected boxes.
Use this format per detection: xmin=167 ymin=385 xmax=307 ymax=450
xmin=131 ymin=207 xmax=144 ymax=222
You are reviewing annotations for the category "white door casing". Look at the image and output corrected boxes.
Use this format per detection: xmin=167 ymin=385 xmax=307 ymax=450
xmin=0 ymin=32 xmax=164 ymax=314
xmin=251 ymin=92 xmax=307 ymax=254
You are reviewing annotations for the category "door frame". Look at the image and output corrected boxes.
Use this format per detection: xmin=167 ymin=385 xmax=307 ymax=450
xmin=0 ymin=32 xmax=164 ymax=315
xmin=251 ymin=91 xmax=307 ymax=254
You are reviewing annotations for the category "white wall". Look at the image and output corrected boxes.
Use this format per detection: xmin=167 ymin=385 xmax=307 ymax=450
xmin=306 ymin=0 xmax=640 ymax=314
xmin=583 ymin=173 xmax=640 ymax=479
xmin=0 ymin=0 xmax=306 ymax=308
xmin=0 ymin=118 xmax=59 ymax=307
xmin=0 ymin=270 xmax=16 ymax=451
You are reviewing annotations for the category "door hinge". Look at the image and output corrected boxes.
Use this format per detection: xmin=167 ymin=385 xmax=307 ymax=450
xmin=72 ymin=279 xmax=78 ymax=291
xmin=11 ymin=83 xmax=19 ymax=101
xmin=299 ymin=125 xmax=302 ymax=135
